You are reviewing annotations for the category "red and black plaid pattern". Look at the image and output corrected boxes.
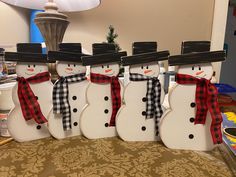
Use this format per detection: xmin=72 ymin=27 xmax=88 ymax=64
xmin=17 ymin=72 xmax=50 ymax=124
xmin=176 ymin=74 xmax=222 ymax=144
xmin=90 ymin=73 xmax=121 ymax=126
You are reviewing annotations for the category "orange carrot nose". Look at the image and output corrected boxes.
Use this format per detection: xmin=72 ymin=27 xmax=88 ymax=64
xmin=105 ymin=69 xmax=112 ymax=73
xmin=144 ymin=70 xmax=152 ymax=74
xmin=66 ymin=67 xmax=73 ymax=71
xmin=196 ymin=71 xmax=204 ymax=75
xmin=27 ymin=68 xmax=34 ymax=72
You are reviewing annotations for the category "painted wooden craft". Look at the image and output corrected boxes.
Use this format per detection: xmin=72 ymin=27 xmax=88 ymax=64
xmin=47 ymin=43 xmax=89 ymax=139
xmin=5 ymin=43 xmax=53 ymax=142
xmin=160 ymin=51 xmax=226 ymax=151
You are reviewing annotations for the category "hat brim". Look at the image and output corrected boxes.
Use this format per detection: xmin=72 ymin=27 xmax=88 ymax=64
xmin=169 ymin=51 xmax=226 ymax=66
xmin=4 ymin=52 xmax=51 ymax=63
xmin=82 ymin=51 xmax=127 ymax=66
xmin=122 ymin=51 xmax=169 ymax=66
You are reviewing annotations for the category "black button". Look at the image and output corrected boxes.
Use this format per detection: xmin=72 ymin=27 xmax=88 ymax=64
xmin=36 ymin=125 xmax=41 ymax=130
xmin=141 ymin=126 xmax=146 ymax=131
xmin=142 ymin=97 xmax=147 ymax=102
xmin=104 ymin=109 xmax=109 ymax=114
xmin=72 ymin=96 xmax=77 ymax=100
xmin=35 ymin=96 xmax=38 ymax=100
xmin=104 ymin=96 xmax=109 ymax=101
xmin=73 ymin=108 xmax=77 ymax=113
xmin=190 ymin=103 xmax=196 ymax=108
xmin=189 ymin=134 xmax=194 ymax=139
xmin=73 ymin=122 xmax=78 ymax=126
xmin=105 ymin=123 xmax=109 ymax=127
xmin=142 ymin=111 xmax=146 ymax=116
xmin=190 ymin=118 xmax=195 ymax=123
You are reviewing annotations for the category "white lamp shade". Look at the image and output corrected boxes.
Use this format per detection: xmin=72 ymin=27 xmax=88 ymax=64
xmin=0 ymin=0 xmax=100 ymax=12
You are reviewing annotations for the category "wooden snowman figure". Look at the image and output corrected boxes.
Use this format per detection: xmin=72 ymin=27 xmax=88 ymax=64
xmin=80 ymin=43 xmax=126 ymax=139
xmin=5 ymin=43 xmax=53 ymax=142
xmin=160 ymin=51 xmax=226 ymax=151
xmin=47 ymin=43 xmax=89 ymax=139
xmin=116 ymin=45 xmax=169 ymax=141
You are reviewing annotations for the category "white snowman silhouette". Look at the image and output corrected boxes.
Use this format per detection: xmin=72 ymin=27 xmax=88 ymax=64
xmin=80 ymin=44 xmax=126 ymax=139
xmin=160 ymin=51 xmax=226 ymax=151
xmin=5 ymin=43 xmax=53 ymax=142
xmin=116 ymin=51 xmax=169 ymax=141
xmin=47 ymin=43 xmax=89 ymax=139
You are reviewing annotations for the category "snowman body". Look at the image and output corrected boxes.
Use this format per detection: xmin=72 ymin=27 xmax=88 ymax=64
xmin=160 ymin=63 xmax=216 ymax=151
xmin=48 ymin=61 xmax=88 ymax=139
xmin=116 ymin=62 xmax=165 ymax=141
xmin=7 ymin=62 xmax=53 ymax=142
xmin=80 ymin=63 xmax=123 ymax=139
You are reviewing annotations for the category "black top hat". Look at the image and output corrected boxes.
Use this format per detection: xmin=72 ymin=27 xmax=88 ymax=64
xmin=122 ymin=51 xmax=169 ymax=66
xmin=181 ymin=41 xmax=211 ymax=54
xmin=169 ymin=51 xmax=226 ymax=66
xmin=48 ymin=43 xmax=88 ymax=62
xmin=4 ymin=43 xmax=49 ymax=63
xmin=82 ymin=43 xmax=127 ymax=66
xmin=132 ymin=42 xmax=157 ymax=55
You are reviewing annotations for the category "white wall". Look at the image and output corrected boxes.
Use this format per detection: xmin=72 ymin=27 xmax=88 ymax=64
xmin=0 ymin=2 xmax=30 ymax=51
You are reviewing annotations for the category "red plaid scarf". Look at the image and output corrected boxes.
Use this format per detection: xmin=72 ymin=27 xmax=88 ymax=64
xmin=17 ymin=72 xmax=50 ymax=124
xmin=176 ymin=74 xmax=222 ymax=144
xmin=90 ymin=73 xmax=121 ymax=126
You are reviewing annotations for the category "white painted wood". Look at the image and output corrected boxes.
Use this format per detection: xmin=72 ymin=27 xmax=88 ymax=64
xmin=211 ymin=0 xmax=229 ymax=81
xmin=48 ymin=61 xmax=89 ymax=139
xmin=7 ymin=62 xmax=53 ymax=142
xmin=80 ymin=63 xmax=123 ymax=139
xmin=160 ymin=64 xmax=217 ymax=151
xmin=116 ymin=62 xmax=165 ymax=141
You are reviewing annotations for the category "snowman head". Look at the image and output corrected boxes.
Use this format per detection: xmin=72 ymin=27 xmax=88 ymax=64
xmin=177 ymin=63 xmax=213 ymax=80
xmin=129 ymin=61 xmax=160 ymax=77
xmin=90 ymin=63 xmax=120 ymax=77
xmin=56 ymin=61 xmax=86 ymax=77
xmin=16 ymin=62 xmax=48 ymax=78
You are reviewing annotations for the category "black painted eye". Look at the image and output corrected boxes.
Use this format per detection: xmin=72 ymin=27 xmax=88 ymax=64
xmin=102 ymin=65 xmax=104 ymax=68
xmin=33 ymin=64 xmax=36 ymax=68
xmin=74 ymin=64 xmax=76 ymax=67
xmin=107 ymin=65 xmax=109 ymax=68
xmin=141 ymin=66 xmax=144 ymax=69
xmin=28 ymin=65 xmax=30 ymax=68
xmin=192 ymin=66 xmax=194 ymax=70
xmin=146 ymin=66 xmax=149 ymax=69
xmin=199 ymin=66 xmax=201 ymax=70
xmin=68 ymin=64 xmax=70 ymax=67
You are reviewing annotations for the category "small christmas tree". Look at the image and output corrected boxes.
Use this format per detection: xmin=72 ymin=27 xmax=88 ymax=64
xmin=106 ymin=25 xmax=121 ymax=52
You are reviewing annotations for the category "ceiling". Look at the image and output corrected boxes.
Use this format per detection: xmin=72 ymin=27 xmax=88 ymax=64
xmin=0 ymin=0 xmax=100 ymax=12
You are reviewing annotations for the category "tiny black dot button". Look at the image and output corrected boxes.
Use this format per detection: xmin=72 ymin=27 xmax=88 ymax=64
xmin=142 ymin=111 xmax=146 ymax=116
xmin=190 ymin=103 xmax=196 ymax=108
xmin=104 ymin=96 xmax=109 ymax=101
xmin=72 ymin=96 xmax=77 ymax=100
xmin=73 ymin=122 xmax=78 ymax=126
xmin=73 ymin=108 xmax=77 ymax=113
xmin=104 ymin=109 xmax=109 ymax=114
xmin=105 ymin=123 xmax=109 ymax=127
xmin=190 ymin=118 xmax=195 ymax=123
xmin=36 ymin=125 xmax=41 ymax=130
xmin=142 ymin=97 xmax=147 ymax=102
xmin=141 ymin=126 xmax=146 ymax=131
xmin=35 ymin=96 xmax=38 ymax=100
xmin=189 ymin=134 xmax=194 ymax=139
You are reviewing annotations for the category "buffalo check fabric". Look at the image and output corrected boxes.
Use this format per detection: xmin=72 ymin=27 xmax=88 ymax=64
xmin=176 ymin=74 xmax=222 ymax=144
xmin=17 ymin=72 xmax=50 ymax=124
xmin=53 ymin=73 xmax=86 ymax=131
xmin=129 ymin=73 xmax=163 ymax=134
xmin=90 ymin=73 xmax=121 ymax=126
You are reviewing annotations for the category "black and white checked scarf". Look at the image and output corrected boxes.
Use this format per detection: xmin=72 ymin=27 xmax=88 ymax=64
xmin=129 ymin=73 xmax=163 ymax=133
xmin=53 ymin=73 xmax=86 ymax=131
